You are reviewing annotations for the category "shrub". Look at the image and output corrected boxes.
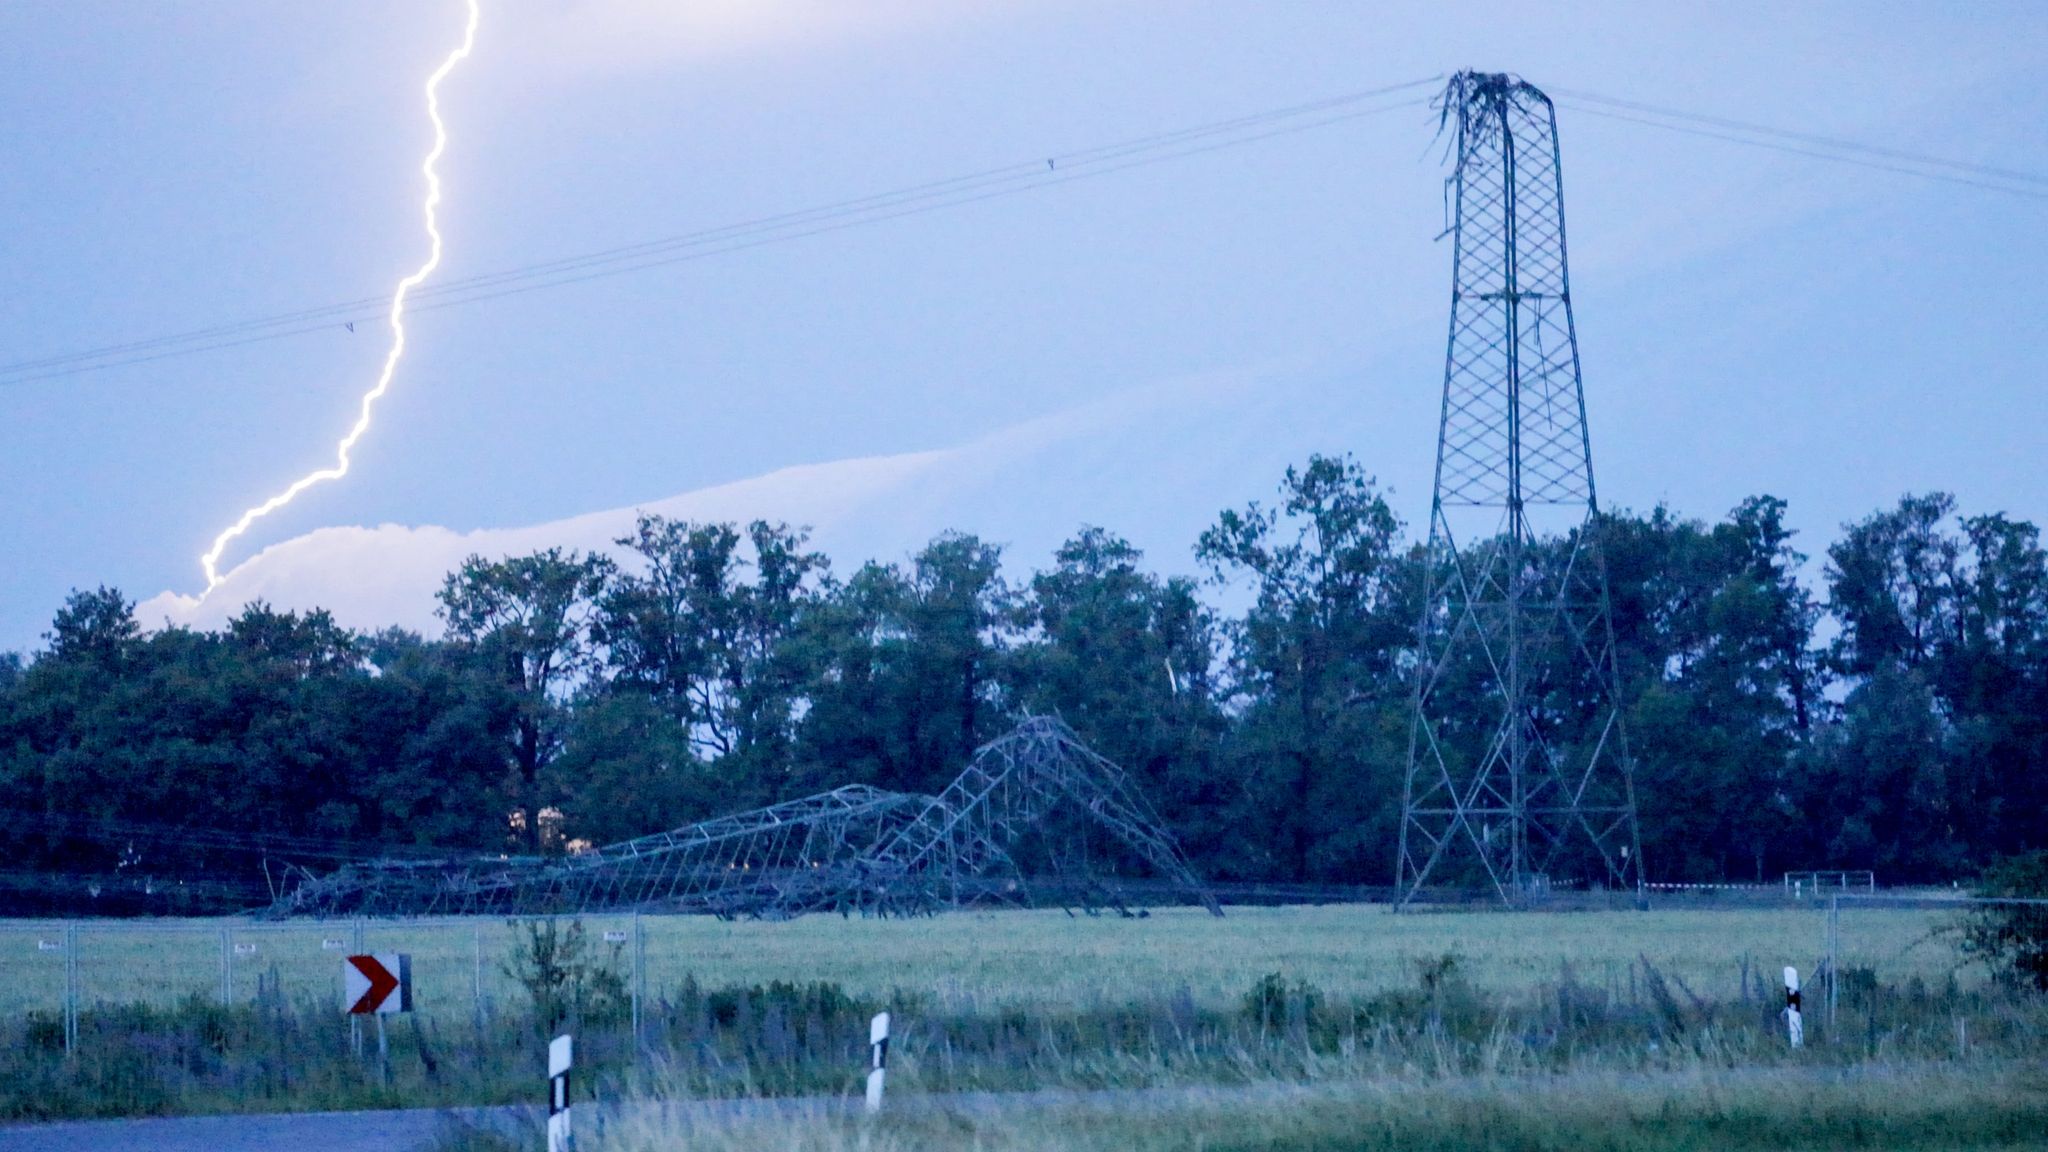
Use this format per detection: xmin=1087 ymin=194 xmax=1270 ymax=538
xmin=502 ymin=918 xmax=629 ymax=1034
xmin=1963 ymin=851 xmax=2048 ymax=991
xmin=1415 ymin=950 xmax=1466 ymax=996
xmin=1241 ymin=972 xmax=1323 ymax=1033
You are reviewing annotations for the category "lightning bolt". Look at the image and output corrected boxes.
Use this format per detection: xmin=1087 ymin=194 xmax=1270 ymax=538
xmin=200 ymin=0 xmax=481 ymax=593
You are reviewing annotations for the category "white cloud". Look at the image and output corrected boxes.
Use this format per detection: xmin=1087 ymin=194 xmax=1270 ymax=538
xmin=137 ymin=445 xmax=953 ymax=637
xmin=134 ymin=363 xmax=1273 ymax=638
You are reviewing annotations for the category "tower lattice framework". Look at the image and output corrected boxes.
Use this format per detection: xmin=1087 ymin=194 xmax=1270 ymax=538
xmin=1396 ymin=72 xmax=1642 ymax=905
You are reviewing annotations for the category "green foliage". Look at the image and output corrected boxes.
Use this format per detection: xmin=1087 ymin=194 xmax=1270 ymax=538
xmin=7 ymin=939 xmax=2048 ymax=1124
xmin=502 ymin=918 xmax=630 ymax=1035
xmin=792 ymin=531 xmax=1015 ymax=800
xmin=4 ymin=467 xmax=2048 ymax=904
xmin=1010 ymin=527 xmax=1226 ymax=872
xmin=439 ymin=548 xmax=613 ymax=852
xmin=1605 ymin=497 xmax=1815 ymax=882
xmin=1810 ymin=495 xmax=2048 ymax=881
xmin=595 ymin=517 xmax=827 ymax=793
xmin=1964 ymin=851 xmax=2048 ymax=990
xmin=545 ymin=692 xmax=698 ymax=846
xmin=0 ymin=595 xmax=514 ymax=913
xmin=1413 ymin=949 xmax=1465 ymax=995
xmin=693 ymin=978 xmax=861 ymax=1030
xmin=1240 ymin=972 xmax=1325 ymax=1031
xmin=1196 ymin=455 xmax=1411 ymax=882
xmin=0 ymin=993 xmax=538 ymax=1120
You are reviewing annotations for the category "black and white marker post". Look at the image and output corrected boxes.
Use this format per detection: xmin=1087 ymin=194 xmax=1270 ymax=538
xmin=1783 ymin=966 xmax=1804 ymax=1049
xmin=548 ymin=1033 xmax=573 ymax=1152
xmin=865 ymin=1011 xmax=890 ymax=1114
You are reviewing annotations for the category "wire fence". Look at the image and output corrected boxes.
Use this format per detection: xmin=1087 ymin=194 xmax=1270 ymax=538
xmin=2 ymin=895 xmax=2026 ymax=1059
xmin=0 ymin=914 xmax=652 ymax=1056
xmin=1821 ymin=893 xmax=2046 ymax=1028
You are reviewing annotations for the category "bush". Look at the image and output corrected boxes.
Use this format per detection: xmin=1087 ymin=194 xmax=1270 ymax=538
xmin=502 ymin=918 xmax=630 ymax=1034
xmin=1963 ymin=851 xmax=2048 ymax=991
xmin=1415 ymin=950 xmax=1466 ymax=996
xmin=1241 ymin=972 xmax=1323 ymax=1033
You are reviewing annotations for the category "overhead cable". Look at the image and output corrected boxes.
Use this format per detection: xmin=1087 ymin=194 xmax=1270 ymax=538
xmin=8 ymin=75 xmax=2038 ymax=388
xmin=0 ymin=77 xmax=1441 ymax=387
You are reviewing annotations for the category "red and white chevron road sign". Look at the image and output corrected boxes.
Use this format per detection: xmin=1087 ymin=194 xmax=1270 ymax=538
xmin=344 ymin=953 xmax=412 ymax=1015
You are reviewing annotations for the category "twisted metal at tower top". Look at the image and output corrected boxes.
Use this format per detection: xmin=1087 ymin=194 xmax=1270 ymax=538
xmin=1397 ymin=73 xmax=1644 ymax=906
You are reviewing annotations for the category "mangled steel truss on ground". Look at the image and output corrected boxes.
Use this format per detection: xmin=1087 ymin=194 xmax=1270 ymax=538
xmin=274 ymin=717 xmax=1220 ymax=919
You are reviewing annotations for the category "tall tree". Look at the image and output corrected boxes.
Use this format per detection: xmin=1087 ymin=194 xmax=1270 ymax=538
xmin=595 ymin=516 xmax=828 ymax=810
xmin=438 ymin=549 xmax=611 ymax=852
xmin=1197 ymin=455 xmax=1412 ymax=882
xmin=901 ymin=532 xmax=1015 ymax=785
xmin=1012 ymin=528 xmax=1228 ymax=857
xmin=796 ymin=533 xmax=1016 ymax=798
xmin=353 ymin=627 xmax=513 ymax=850
xmin=1949 ymin=514 xmax=2048 ymax=857
xmin=597 ymin=518 xmax=742 ymax=748
xmin=44 ymin=585 xmax=140 ymax=669
xmin=1818 ymin=487 xmax=1974 ymax=873
xmin=1602 ymin=499 xmax=1817 ymax=881
xmin=1827 ymin=492 xmax=1961 ymax=677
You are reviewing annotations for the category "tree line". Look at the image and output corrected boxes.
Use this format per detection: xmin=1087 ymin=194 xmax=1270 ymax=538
xmin=2 ymin=456 xmax=2044 ymax=911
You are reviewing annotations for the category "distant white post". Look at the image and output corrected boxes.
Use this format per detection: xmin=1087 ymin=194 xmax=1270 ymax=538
xmin=65 ymin=924 xmax=79 ymax=1056
xmin=1783 ymin=966 xmax=1804 ymax=1048
xmin=865 ymin=1011 xmax=890 ymax=1114
xmin=548 ymin=1033 xmax=574 ymax=1152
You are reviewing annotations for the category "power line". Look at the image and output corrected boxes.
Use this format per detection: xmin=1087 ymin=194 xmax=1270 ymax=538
xmin=1548 ymin=86 xmax=2048 ymax=188
xmin=7 ymin=94 xmax=1437 ymax=387
xmin=1548 ymin=88 xmax=2048 ymax=203
xmin=5 ymin=807 xmax=462 ymax=863
xmin=1557 ymin=102 xmax=2048 ymax=203
xmin=0 ymin=77 xmax=1442 ymax=388
xmin=7 ymin=75 xmax=2038 ymax=389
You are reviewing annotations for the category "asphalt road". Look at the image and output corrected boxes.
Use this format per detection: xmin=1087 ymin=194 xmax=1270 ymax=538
xmin=0 ymin=1105 xmax=526 ymax=1152
xmin=0 ymin=1104 xmax=557 ymax=1152
xmin=0 ymin=1086 xmax=1319 ymax=1152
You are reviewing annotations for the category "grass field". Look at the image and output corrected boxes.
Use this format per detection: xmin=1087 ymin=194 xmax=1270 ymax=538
xmin=0 ymin=902 xmax=1969 ymax=1020
xmin=4 ymin=900 xmax=2039 ymax=1134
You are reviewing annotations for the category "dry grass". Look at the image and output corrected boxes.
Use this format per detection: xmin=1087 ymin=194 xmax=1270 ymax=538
xmin=497 ymin=1063 xmax=2048 ymax=1152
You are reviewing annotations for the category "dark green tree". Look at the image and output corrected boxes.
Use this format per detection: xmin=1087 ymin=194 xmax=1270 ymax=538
xmin=44 ymin=585 xmax=141 ymax=668
xmin=1011 ymin=527 xmax=1229 ymax=859
xmin=796 ymin=533 xmax=1016 ymax=798
xmin=1810 ymin=493 xmax=2048 ymax=879
xmin=1197 ymin=455 xmax=1412 ymax=882
xmin=1601 ymin=499 xmax=1817 ymax=881
xmin=439 ymin=549 xmax=612 ymax=852
xmin=1827 ymin=492 xmax=1960 ymax=677
xmin=548 ymin=692 xmax=701 ymax=847
xmin=594 ymin=516 xmax=829 ymax=812
xmin=1964 ymin=850 xmax=2048 ymax=990
xmin=1947 ymin=515 xmax=2048 ymax=859
xmin=354 ymin=627 xmax=516 ymax=850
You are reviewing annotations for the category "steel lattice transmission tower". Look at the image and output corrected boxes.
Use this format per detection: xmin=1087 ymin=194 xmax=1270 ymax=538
xmin=1396 ymin=72 xmax=1643 ymax=906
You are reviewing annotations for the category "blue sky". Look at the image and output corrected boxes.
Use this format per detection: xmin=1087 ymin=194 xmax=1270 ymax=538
xmin=3 ymin=1 xmax=2045 ymax=649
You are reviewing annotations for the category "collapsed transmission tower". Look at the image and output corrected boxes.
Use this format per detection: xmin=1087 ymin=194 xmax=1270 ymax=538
xmin=1396 ymin=72 xmax=1643 ymax=906
xmin=274 ymin=717 xmax=1220 ymax=920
